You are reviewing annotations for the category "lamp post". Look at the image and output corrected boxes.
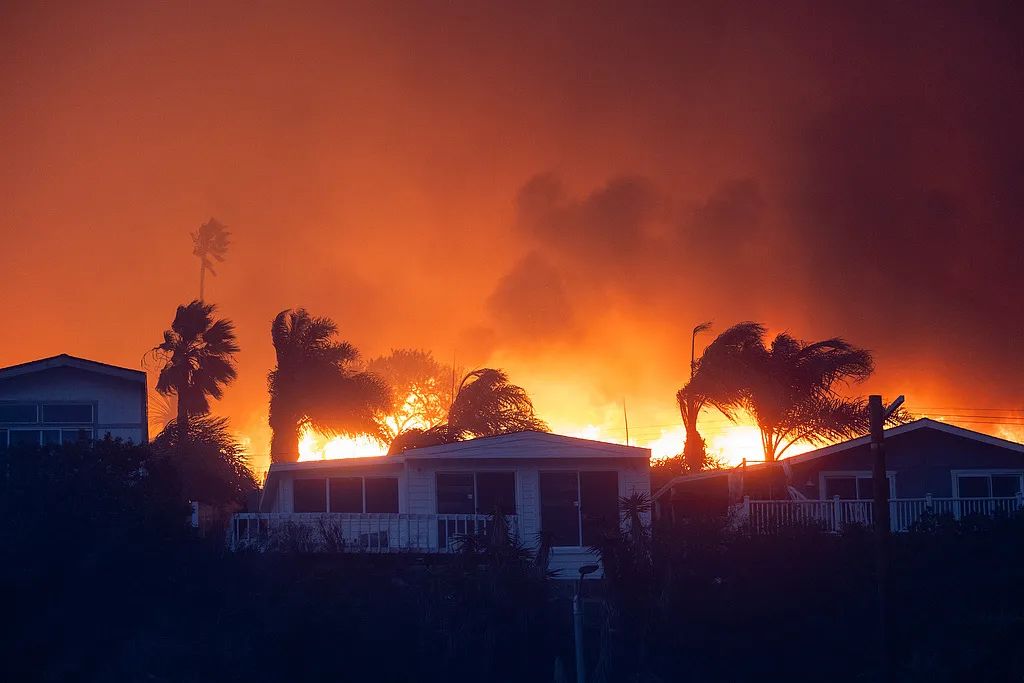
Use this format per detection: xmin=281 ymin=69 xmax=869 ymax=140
xmin=574 ymin=564 xmax=599 ymax=683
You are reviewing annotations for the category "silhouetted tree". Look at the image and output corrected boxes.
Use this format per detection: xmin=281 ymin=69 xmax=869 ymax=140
xmin=268 ymin=308 xmax=390 ymax=462
xmin=692 ymin=323 xmax=878 ymax=462
xmin=676 ymin=322 xmax=763 ymax=470
xmin=153 ymin=300 xmax=239 ymax=445
xmin=367 ymin=348 xmax=454 ymax=442
xmin=152 ymin=415 xmax=256 ymax=505
xmin=191 ymin=217 xmax=230 ymax=301
xmin=389 ymin=368 xmax=547 ymax=453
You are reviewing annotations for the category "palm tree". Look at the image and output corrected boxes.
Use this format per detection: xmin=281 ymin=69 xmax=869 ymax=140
xmin=677 ymin=322 xmax=764 ymax=470
xmin=153 ymin=300 xmax=240 ymax=444
xmin=191 ymin=217 xmax=230 ymax=301
xmin=388 ymin=368 xmax=548 ymax=453
xmin=267 ymin=308 xmax=390 ymax=462
xmin=689 ymin=322 xmax=877 ymax=462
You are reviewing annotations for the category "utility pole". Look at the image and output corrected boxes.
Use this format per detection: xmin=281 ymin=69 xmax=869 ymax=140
xmin=622 ymin=398 xmax=630 ymax=446
xmin=870 ymin=393 xmax=904 ymax=683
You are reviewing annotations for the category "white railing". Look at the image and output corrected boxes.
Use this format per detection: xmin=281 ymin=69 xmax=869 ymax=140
xmin=737 ymin=495 xmax=1024 ymax=534
xmin=229 ymin=512 xmax=518 ymax=553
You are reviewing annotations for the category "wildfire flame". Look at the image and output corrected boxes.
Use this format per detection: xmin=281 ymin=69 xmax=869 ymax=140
xmin=297 ymin=421 xmax=388 ymax=461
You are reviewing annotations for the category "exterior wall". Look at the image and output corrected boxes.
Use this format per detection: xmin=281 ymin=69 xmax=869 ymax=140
xmin=0 ymin=367 xmax=147 ymax=443
xmin=789 ymin=429 xmax=1024 ymax=499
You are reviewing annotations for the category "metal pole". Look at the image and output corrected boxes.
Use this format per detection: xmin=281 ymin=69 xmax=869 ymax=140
xmin=574 ymin=582 xmax=585 ymax=683
xmin=869 ymin=395 xmax=890 ymax=682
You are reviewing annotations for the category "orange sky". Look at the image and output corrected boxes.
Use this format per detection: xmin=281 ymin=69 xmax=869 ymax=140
xmin=2 ymin=1 xmax=1022 ymax=474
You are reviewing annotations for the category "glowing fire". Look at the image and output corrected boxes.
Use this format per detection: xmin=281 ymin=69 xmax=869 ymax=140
xmin=297 ymin=421 xmax=388 ymax=461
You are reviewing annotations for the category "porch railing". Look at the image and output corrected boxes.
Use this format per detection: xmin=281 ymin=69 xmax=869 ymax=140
xmin=737 ymin=495 xmax=1024 ymax=534
xmin=229 ymin=512 xmax=518 ymax=553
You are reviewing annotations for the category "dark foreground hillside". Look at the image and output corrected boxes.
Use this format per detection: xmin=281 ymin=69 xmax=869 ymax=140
xmin=3 ymin=440 xmax=1023 ymax=682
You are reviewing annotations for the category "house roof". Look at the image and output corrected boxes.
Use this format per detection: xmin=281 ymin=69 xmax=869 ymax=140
xmin=0 ymin=354 xmax=146 ymax=384
xmin=782 ymin=418 xmax=1024 ymax=464
xmin=400 ymin=430 xmax=651 ymax=460
xmin=652 ymin=418 xmax=1024 ymax=501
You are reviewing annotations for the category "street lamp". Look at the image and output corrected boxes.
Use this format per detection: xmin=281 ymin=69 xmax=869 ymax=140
xmin=574 ymin=564 xmax=600 ymax=683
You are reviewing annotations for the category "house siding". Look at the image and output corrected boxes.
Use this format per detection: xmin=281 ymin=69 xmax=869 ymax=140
xmin=789 ymin=429 xmax=1024 ymax=498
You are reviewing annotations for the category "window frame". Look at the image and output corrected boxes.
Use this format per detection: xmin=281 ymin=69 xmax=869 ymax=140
xmin=820 ymin=471 xmax=896 ymax=500
xmin=434 ymin=470 xmax=517 ymax=516
xmin=0 ymin=403 xmax=39 ymax=424
xmin=41 ymin=402 xmax=95 ymax=424
xmin=293 ymin=475 xmax=402 ymax=513
xmin=4 ymin=428 xmax=95 ymax=448
xmin=539 ymin=469 xmax=621 ymax=549
xmin=951 ymin=470 xmax=1024 ymax=499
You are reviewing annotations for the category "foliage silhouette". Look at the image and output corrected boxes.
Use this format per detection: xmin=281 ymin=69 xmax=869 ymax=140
xmin=191 ymin=217 xmax=230 ymax=301
xmin=267 ymin=308 xmax=390 ymax=462
xmin=153 ymin=300 xmax=239 ymax=445
xmin=152 ymin=416 xmax=257 ymax=505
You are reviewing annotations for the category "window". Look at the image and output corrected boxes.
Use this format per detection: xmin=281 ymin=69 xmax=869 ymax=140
xmin=329 ymin=477 xmax=363 ymax=512
xmin=42 ymin=404 xmax=93 ymax=423
xmin=956 ymin=473 xmax=1023 ymax=498
xmin=436 ymin=472 xmax=517 ymax=515
xmin=437 ymin=473 xmax=475 ymax=514
xmin=540 ymin=471 xmax=620 ymax=547
xmin=9 ymin=430 xmax=42 ymax=447
xmin=294 ymin=478 xmax=327 ymax=512
xmin=476 ymin=472 xmax=516 ymax=516
xmin=822 ymin=473 xmax=895 ymax=500
xmin=61 ymin=429 xmax=93 ymax=444
xmin=365 ymin=478 xmax=399 ymax=513
xmin=0 ymin=429 xmax=6 ymax=451
xmin=0 ymin=404 xmax=37 ymax=423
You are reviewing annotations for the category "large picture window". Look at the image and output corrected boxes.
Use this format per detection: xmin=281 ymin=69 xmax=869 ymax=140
xmin=956 ymin=472 xmax=1022 ymax=498
xmin=295 ymin=476 xmax=400 ymax=513
xmin=0 ymin=404 xmax=38 ymax=423
xmin=540 ymin=471 xmax=620 ymax=547
xmin=436 ymin=472 xmax=516 ymax=515
xmin=42 ymin=404 xmax=93 ymax=423
xmin=822 ymin=473 xmax=895 ymax=500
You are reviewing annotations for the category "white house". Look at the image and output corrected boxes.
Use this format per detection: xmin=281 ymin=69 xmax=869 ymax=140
xmin=0 ymin=354 xmax=148 ymax=448
xmin=234 ymin=431 xmax=651 ymax=577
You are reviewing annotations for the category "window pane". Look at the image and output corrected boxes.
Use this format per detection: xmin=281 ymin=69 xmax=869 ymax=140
xmin=329 ymin=477 xmax=363 ymax=512
xmin=365 ymin=478 xmax=399 ymax=513
xmin=0 ymin=404 xmax=37 ymax=423
xmin=958 ymin=476 xmax=989 ymax=498
xmin=42 ymin=404 xmax=93 ymax=423
xmin=0 ymin=429 xmax=6 ymax=451
xmin=293 ymin=479 xmax=327 ymax=512
xmin=436 ymin=473 xmax=475 ymax=514
xmin=824 ymin=476 xmax=858 ymax=499
xmin=992 ymin=475 xmax=1021 ymax=498
xmin=580 ymin=471 xmax=619 ymax=546
xmin=856 ymin=477 xmax=874 ymax=500
xmin=62 ymin=429 xmax=93 ymax=444
xmin=9 ymin=430 xmax=40 ymax=447
xmin=540 ymin=472 xmax=580 ymax=546
xmin=42 ymin=430 xmax=61 ymax=446
xmin=476 ymin=472 xmax=516 ymax=515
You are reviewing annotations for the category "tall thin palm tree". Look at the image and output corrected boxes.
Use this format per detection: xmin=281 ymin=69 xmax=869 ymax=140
xmin=267 ymin=308 xmax=390 ymax=462
xmin=191 ymin=218 xmax=230 ymax=301
xmin=388 ymin=368 xmax=548 ymax=453
xmin=154 ymin=300 xmax=239 ymax=444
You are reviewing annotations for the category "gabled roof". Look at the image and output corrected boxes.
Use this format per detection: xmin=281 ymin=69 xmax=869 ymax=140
xmin=401 ymin=430 xmax=651 ymax=460
xmin=0 ymin=354 xmax=146 ymax=384
xmin=783 ymin=418 xmax=1024 ymax=464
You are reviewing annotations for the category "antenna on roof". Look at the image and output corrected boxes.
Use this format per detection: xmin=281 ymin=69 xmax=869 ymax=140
xmin=622 ymin=398 xmax=630 ymax=446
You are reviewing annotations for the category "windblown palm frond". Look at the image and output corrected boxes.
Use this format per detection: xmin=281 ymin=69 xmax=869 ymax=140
xmin=447 ymin=368 xmax=548 ymax=439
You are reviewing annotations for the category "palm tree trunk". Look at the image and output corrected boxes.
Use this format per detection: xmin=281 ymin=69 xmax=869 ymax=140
xmin=177 ymin=395 xmax=189 ymax=450
xmin=198 ymin=259 xmax=206 ymax=301
xmin=269 ymin=423 xmax=297 ymax=463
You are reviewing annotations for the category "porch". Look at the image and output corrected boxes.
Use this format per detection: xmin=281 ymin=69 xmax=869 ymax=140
xmin=737 ymin=494 xmax=1024 ymax=534
xmin=229 ymin=512 xmax=518 ymax=553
